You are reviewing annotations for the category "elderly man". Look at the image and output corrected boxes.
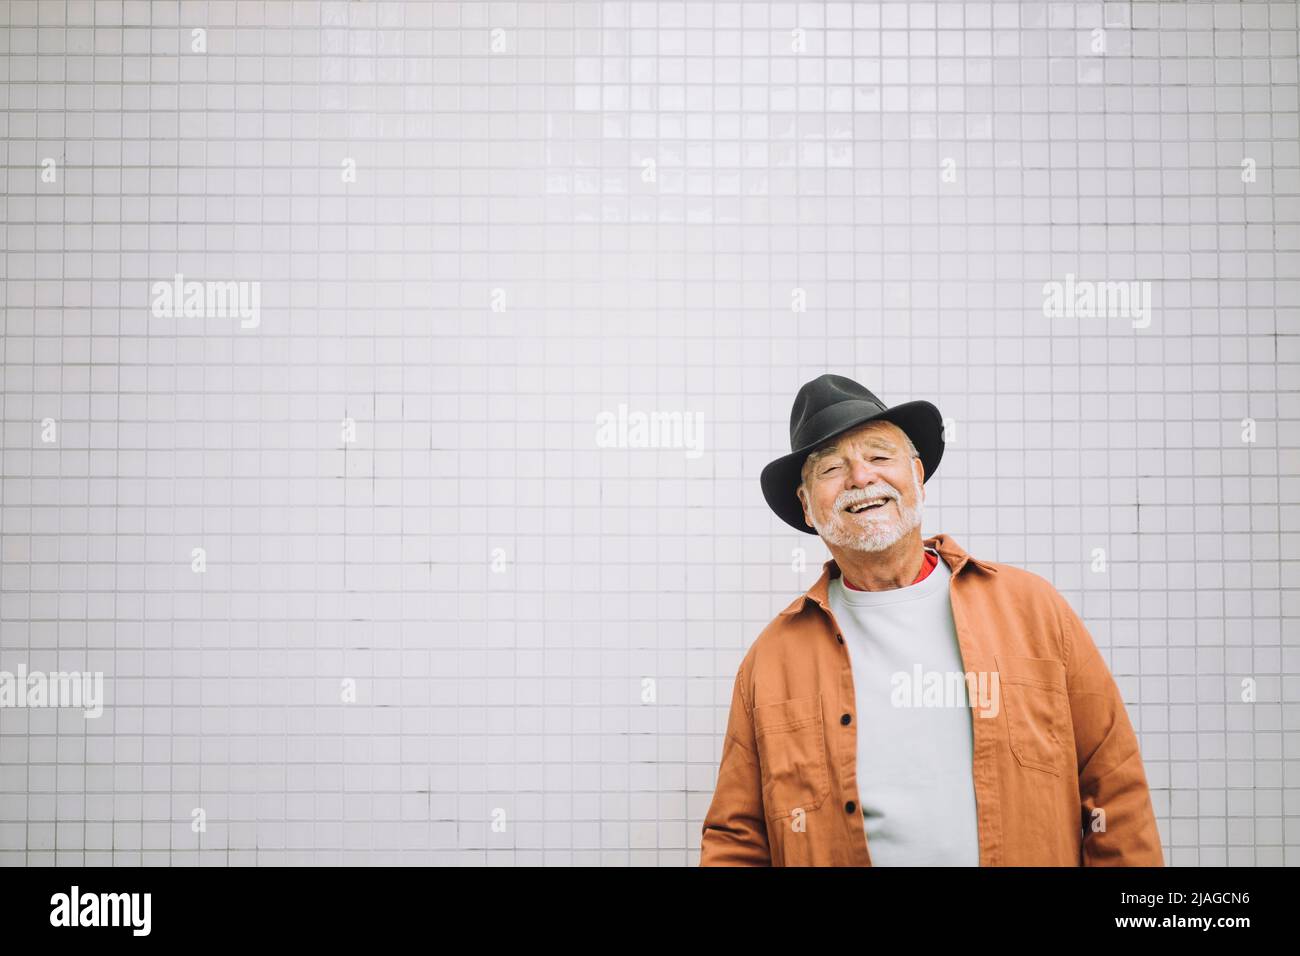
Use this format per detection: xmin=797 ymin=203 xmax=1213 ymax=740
xmin=699 ymin=373 xmax=1163 ymax=866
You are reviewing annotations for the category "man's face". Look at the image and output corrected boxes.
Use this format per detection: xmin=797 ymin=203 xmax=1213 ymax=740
xmin=797 ymin=422 xmax=925 ymax=553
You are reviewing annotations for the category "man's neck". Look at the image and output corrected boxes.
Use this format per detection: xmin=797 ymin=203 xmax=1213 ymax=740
xmin=832 ymin=533 xmax=926 ymax=591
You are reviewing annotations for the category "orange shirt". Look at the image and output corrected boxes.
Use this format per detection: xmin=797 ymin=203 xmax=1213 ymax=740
xmin=699 ymin=533 xmax=1164 ymax=866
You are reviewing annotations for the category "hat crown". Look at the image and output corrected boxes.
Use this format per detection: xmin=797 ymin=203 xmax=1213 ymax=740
xmin=789 ymin=374 xmax=885 ymax=450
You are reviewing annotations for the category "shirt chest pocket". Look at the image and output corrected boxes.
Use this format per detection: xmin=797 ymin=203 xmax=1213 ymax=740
xmin=752 ymin=693 xmax=830 ymax=820
xmin=994 ymin=655 xmax=1071 ymax=776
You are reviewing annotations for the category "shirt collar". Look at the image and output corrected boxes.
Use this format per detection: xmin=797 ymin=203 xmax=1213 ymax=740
xmin=786 ymin=533 xmax=997 ymax=618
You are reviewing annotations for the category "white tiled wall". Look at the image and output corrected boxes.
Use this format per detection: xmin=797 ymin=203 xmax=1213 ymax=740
xmin=0 ymin=0 xmax=1295 ymax=865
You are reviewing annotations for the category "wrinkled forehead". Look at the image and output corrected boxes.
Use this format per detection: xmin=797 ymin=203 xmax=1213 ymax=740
xmin=801 ymin=421 xmax=907 ymax=475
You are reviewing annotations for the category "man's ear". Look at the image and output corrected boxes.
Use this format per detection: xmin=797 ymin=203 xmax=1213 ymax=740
xmin=797 ymin=485 xmax=814 ymax=528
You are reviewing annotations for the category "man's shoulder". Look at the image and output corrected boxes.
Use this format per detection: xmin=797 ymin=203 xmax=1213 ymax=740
xmin=961 ymin=559 xmax=1089 ymax=662
xmin=738 ymin=582 xmax=837 ymax=681
xmin=929 ymin=534 xmax=1068 ymax=606
xmin=733 ymin=589 xmax=829 ymax=677
xmin=964 ymin=557 xmax=1068 ymax=606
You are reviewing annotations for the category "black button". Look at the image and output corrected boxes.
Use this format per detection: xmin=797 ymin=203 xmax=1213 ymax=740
xmin=840 ymin=713 xmax=851 ymax=725
xmin=845 ymin=801 xmax=857 ymax=814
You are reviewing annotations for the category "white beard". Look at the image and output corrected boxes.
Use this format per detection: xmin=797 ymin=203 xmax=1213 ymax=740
xmin=810 ymin=466 xmax=924 ymax=553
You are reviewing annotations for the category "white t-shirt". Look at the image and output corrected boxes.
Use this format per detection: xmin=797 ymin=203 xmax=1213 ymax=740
xmin=827 ymin=548 xmax=981 ymax=866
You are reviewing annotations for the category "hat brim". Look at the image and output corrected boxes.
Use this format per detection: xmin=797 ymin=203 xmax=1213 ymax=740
xmin=760 ymin=400 xmax=945 ymax=534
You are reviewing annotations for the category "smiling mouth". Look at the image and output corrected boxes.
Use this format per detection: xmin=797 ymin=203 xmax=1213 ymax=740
xmin=846 ymin=498 xmax=892 ymax=514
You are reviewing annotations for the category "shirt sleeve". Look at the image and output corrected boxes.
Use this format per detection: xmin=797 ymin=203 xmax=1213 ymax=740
xmin=699 ymin=662 xmax=772 ymax=866
xmin=1058 ymin=591 xmax=1165 ymax=866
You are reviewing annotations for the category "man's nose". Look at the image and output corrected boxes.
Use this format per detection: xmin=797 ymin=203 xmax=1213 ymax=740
xmin=847 ymin=459 xmax=880 ymax=485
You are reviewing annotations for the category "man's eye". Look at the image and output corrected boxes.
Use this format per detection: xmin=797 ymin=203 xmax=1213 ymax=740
xmin=821 ymin=465 xmax=840 ymax=475
xmin=872 ymin=456 xmax=887 ymax=461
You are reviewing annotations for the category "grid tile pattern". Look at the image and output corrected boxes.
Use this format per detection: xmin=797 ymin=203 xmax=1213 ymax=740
xmin=0 ymin=0 xmax=1296 ymax=865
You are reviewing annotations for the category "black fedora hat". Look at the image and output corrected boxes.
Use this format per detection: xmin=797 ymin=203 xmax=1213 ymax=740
xmin=760 ymin=374 xmax=945 ymax=534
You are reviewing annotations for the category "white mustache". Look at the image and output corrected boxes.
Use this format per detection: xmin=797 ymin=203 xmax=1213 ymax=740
xmin=839 ymin=486 xmax=898 ymax=508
